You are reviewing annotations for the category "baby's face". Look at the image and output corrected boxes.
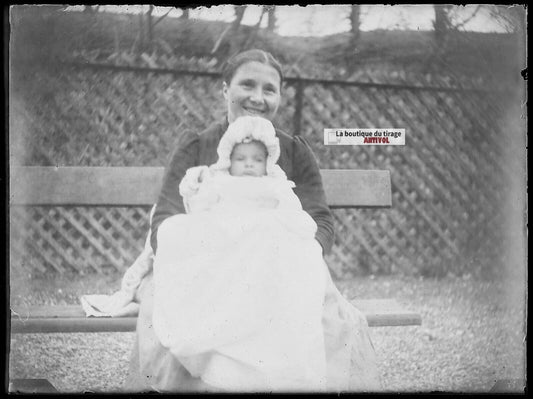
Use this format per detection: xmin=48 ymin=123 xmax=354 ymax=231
xmin=229 ymin=141 xmax=267 ymax=177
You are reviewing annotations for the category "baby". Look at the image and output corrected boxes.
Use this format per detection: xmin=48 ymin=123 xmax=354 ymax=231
xmin=179 ymin=116 xmax=301 ymax=214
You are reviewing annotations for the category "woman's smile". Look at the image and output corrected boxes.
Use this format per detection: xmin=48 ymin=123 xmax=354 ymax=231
xmin=243 ymin=105 xmax=267 ymax=117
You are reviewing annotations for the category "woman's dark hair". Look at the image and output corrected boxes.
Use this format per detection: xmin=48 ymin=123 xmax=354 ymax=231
xmin=222 ymin=49 xmax=284 ymax=87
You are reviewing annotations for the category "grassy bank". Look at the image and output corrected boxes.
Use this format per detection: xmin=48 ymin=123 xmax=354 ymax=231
xmin=8 ymin=272 xmax=526 ymax=392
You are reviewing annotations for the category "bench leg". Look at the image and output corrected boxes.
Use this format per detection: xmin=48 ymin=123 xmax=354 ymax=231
xmin=490 ymin=379 xmax=525 ymax=393
xmin=9 ymin=378 xmax=58 ymax=393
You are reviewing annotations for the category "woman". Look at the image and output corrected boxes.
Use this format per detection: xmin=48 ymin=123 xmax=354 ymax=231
xmin=124 ymin=49 xmax=381 ymax=392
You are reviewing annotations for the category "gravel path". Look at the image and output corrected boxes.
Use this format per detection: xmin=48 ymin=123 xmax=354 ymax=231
xmin=9 ymin=272 xmax=526 ymax=393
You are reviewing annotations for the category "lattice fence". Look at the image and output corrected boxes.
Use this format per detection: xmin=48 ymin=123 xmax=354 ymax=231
xmin=302 ymin=83 xmax=519 ymax=277
xmin=10 ymin=206 xmax=151 ymax=275
xmin=10 ymin=62 xmax=522 ymax=277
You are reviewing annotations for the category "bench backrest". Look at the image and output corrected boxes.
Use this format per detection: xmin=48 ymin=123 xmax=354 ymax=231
xmin=10 ymin=167 xmax=392 ymax=208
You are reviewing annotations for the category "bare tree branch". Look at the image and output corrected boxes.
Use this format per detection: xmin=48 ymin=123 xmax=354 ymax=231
xmin=211 ymin=5 xmax=247 ymax=56
xmin=242 ymin=6 xmax=267 ymax=49
xmin=486 ymin=4 xmax=525 ymax=34
xmin=452 ymin=5 xmax=482 ymax=31
xmin=211 ymin=25 xmax=232 ymax=54
xmin=153 ymin=7 xmax=173 ymax=28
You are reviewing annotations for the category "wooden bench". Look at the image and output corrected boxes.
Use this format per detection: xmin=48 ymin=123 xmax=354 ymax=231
xmin=10 ymin=166 xmax=422 ymax=334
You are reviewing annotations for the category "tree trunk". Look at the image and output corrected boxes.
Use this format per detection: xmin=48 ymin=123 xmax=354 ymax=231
xmin=243 ymin=7 xmax=266 ymax=49
xmin=212 ymin=6 xmax=247 ymax=60
xmin=138 ymin=10 xmax=145 ymax=53
xmin=147 ymin=5 xmax=154 ymax=49
xmin=267 ymin=6 xmax=276 ymax=32
xmin=233 ymin=5 xmax=246 ymax=30
xmin=229 ymin=6 xmax=247 ymax=55
xmin=350 ymin=5 xmax=360 ymax=46
xmin=434 ymin=5 xmax=451 ymax=45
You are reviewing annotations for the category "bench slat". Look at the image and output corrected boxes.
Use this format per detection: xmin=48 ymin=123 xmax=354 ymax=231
xmin=10 ymin=167 xmax=163 ymax=206
xmin=10 ymin=167 xmax=392 ymax=208
xmin=10 ymin=299 xmax=420 ymax=333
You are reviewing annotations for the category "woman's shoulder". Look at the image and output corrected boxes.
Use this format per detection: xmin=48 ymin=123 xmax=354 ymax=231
xmin=274 ymin=128 xmax=316 ymax=169
xmin=197 ymin=119 xmax=227 ymax=140
xmin=274 ymin=127 xmax=312 ymax=149
xmin=274 ymin=126 xmax=294 ymax=143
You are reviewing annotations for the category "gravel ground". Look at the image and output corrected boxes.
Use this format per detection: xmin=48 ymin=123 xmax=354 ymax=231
xmin=9 ymin=271 xmax=526 ymax=393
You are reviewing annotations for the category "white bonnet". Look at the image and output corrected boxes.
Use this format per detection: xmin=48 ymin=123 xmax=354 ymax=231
xmin=211 ymin=116 xmax=287 ymax=179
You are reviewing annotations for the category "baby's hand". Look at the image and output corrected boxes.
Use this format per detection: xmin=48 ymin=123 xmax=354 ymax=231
xmin=179 ymin=166 xmax=210 ymax=197
xmin=197 ymin=167 xmax=209 ymax=183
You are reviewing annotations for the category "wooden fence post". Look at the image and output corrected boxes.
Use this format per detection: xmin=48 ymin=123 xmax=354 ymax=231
xmin=293 ymin=79 xmax=304 ymax=136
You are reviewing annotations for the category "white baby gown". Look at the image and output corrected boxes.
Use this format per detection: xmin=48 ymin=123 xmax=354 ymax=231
xmin=152 ymin=174 xmax=328 ymax=392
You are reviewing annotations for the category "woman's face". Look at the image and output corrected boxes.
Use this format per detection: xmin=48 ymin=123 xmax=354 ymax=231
xmin=223 ymin=61 xmax=281 ymax=123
